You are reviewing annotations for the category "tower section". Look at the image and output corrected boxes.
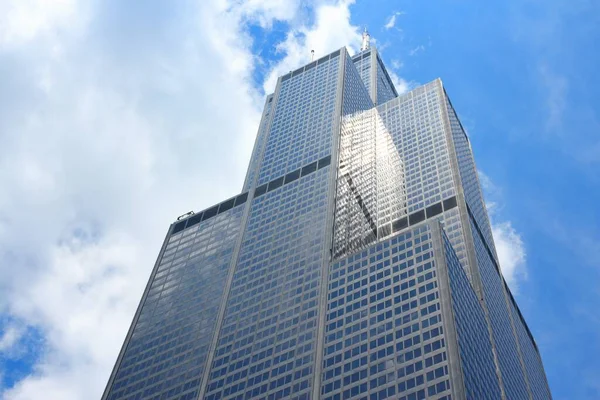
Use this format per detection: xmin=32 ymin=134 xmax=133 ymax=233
xmin=103 ymin=47 xmax=552 ymax=400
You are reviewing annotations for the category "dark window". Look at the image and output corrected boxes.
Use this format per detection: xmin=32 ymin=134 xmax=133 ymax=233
xmin=392 ymin=217 xmax=408 ymax=232
xmin=267 ymin=177 xmax=284 ymax=192
xmin=426 ymin=203 xmax=443 ymax=218
xmin=301 ymin=161 xmax=318 ymax=176
xmin=255 ymin=184 xmax=268 ymax=197
xmin=305 ymin=61 xmax=317 ymax=71
xmin=330 ymin=49 xmax=341 ymax=58
xmin=284 ymin=170 xmax=301 ymax=184
xmin=202 ymin=205 xmax=219 ymax=221
xmin=281 ymin=73 xmax=291 ymax=82
xmin=408 ymin=210 xmax=426 ymax=226
xmin=218 ymin=198 xmax=235 ymax=214
xmin=185 ymin=213 xmax=203 ymax=229
xmin=442 ymin=196 xmax=457 ymax=211
xmin=318 ymin=155 xmax=331 ymax=169
xmin=235 ymin=192 xmax=248 ymax=206
xmin=172 ymin=220 xmax=186 ymax=234
xmin=316 ymin=55 xmax=329 ymax=65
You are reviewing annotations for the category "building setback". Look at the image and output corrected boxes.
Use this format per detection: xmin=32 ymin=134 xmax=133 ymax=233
xmin=103 ymin=46 xmax=552 ymax=400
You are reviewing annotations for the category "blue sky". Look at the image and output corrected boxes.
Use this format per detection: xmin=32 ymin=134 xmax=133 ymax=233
xmin=0 ymin=0 xmax=598 ymax=398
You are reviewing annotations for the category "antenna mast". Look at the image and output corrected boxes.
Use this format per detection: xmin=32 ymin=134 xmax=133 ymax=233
xmin=361 ymin=28 xmax=371 ymax=51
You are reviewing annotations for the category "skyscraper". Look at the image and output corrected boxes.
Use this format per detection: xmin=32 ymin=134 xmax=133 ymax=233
xmin=102 ymin=46 xmax=552 ymax=400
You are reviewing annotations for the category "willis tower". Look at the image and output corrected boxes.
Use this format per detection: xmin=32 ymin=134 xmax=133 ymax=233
xmin=103 ymin=34 xmax=552 ymax=400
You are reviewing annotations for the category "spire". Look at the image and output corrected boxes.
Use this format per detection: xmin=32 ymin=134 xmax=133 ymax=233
xmin=361 ymin=28 xmax=371 ymax=51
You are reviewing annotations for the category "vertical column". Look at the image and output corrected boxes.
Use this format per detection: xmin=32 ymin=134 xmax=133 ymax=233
xmin=430 ymin=221 xmax=467 ymax=400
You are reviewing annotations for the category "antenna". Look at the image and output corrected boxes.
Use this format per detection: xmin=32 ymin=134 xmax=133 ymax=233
xmin=361 ymin=28 xmax=371 ymax=51
xmin=311 ymin=49 xmax=315 ymax=62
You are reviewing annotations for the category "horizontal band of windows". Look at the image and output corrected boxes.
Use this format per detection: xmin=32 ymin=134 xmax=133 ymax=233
xmin=171 ymin=193 xmax=248 ymax=234
xmin=281 ymin=49 xmax=341 ymax=82
xmin=351 ymin=50 xmax=371 ymax=61
xmin=409 ymin=210 xmax=425 ymax=226
xmin=384 ymin=196 xmax=458 ymax=236
xmin=253 ymin=155 xmax=332 ymax=199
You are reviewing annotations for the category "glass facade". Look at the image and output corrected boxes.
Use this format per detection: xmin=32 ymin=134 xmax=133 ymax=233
xmin=104 ymin=200 xmax=246 ymax=400
xmin=375 ymin=55 xmax=397 ymax=105
xmin=205 ymin=166 xmax=331 ymax=400
xmin=243 ymin=94 xmax=274 ymax=191
xmin=351 ymin=50 xmax=374 ymax=102
xmin=378 ymin=81 xmax=472 ymax=279
xmin=508 ymin=293 xmax=552 ymax=400
xmin=351 ymin=48 xmax=398 ymax=105
xmin=322 ymin=224 xmax=453 ymax=400
xmin=441 ymin=228 xmax=502 ymax=399
xmin=334 ymin=107 xmax=406 ymax=259
xmin=103 ymin=46 xmax=551 ymax=400
xmin=444 ymin=95 xmax=497 ymax=260
xmin=469 ymin=214 xmax=530 ymax=399
xmin=257 ymin=51 xmax=340 ymax=185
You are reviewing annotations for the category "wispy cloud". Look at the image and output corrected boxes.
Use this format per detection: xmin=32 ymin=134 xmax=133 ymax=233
xmin=384 ymin=11 xmax=404 ymax=30
xmin=539 ymin=63 xmax=568 ymax=133
xmin=509 ymin=0 xmax=600 ymax=170
xmin=479 ymin=171 xmax=527 ymax=293
xmin=391 ymin=59 xmax=403 ymax=69
xmin=0 ymin=324 xmax=23 ymax=353
xmin=492 ymin=222 xmax=527 ymax=289
xmin=409 ymin=44 xmax=425 ymax=56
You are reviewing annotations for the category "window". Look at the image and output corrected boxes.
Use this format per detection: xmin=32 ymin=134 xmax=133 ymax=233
xmin=255 ymin=184 xmax=268 ymax=197
xmin=426 ymin=203 xmax=443 ymax=218
xmin=218 ymin=198 xmax=235 ymax=214
xmin=442 ymin=196 xmax=457 ymax=211
xmin=408 ymin=210 xmax=425 ymax=225
xmin=301 ymin=161 xmax=318 ymax=176
xmin=202 ymin=205 xmax=219 ymax=221
xmin=267 ymin=177 xmax=284 ymax=192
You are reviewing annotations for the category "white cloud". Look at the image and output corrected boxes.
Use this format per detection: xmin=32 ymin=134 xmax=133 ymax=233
xmin=0 ymin=0 xmax=82 ymax=46
xmin=0 ymin=324 xmax=23 ymax=352
xmin=492 ymin=221 xmax=527 ymax=291
xmin=262 ymin=0 xmax=362 ymax=93
xmin=0 ymin=1 xmax=418 ymax=398
xmin=384 ymin=11 xmax=404 ymax=30
xmin=0 ymin=0 xmax=280 ymax=398
xmin=384 ymin=14 xmax=397 ymax=30
xmin=236 ymin=0 xmax=301 ymax=28
xmin=479 ymin=171 xmax=527 ymax=293
xmin=0 ymin=0 xmax=388 ymax=398
xmin=260 ymin=1 xmax=412 ymax=99
xmin=388 ymin=70 xmax=410 ymax=95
